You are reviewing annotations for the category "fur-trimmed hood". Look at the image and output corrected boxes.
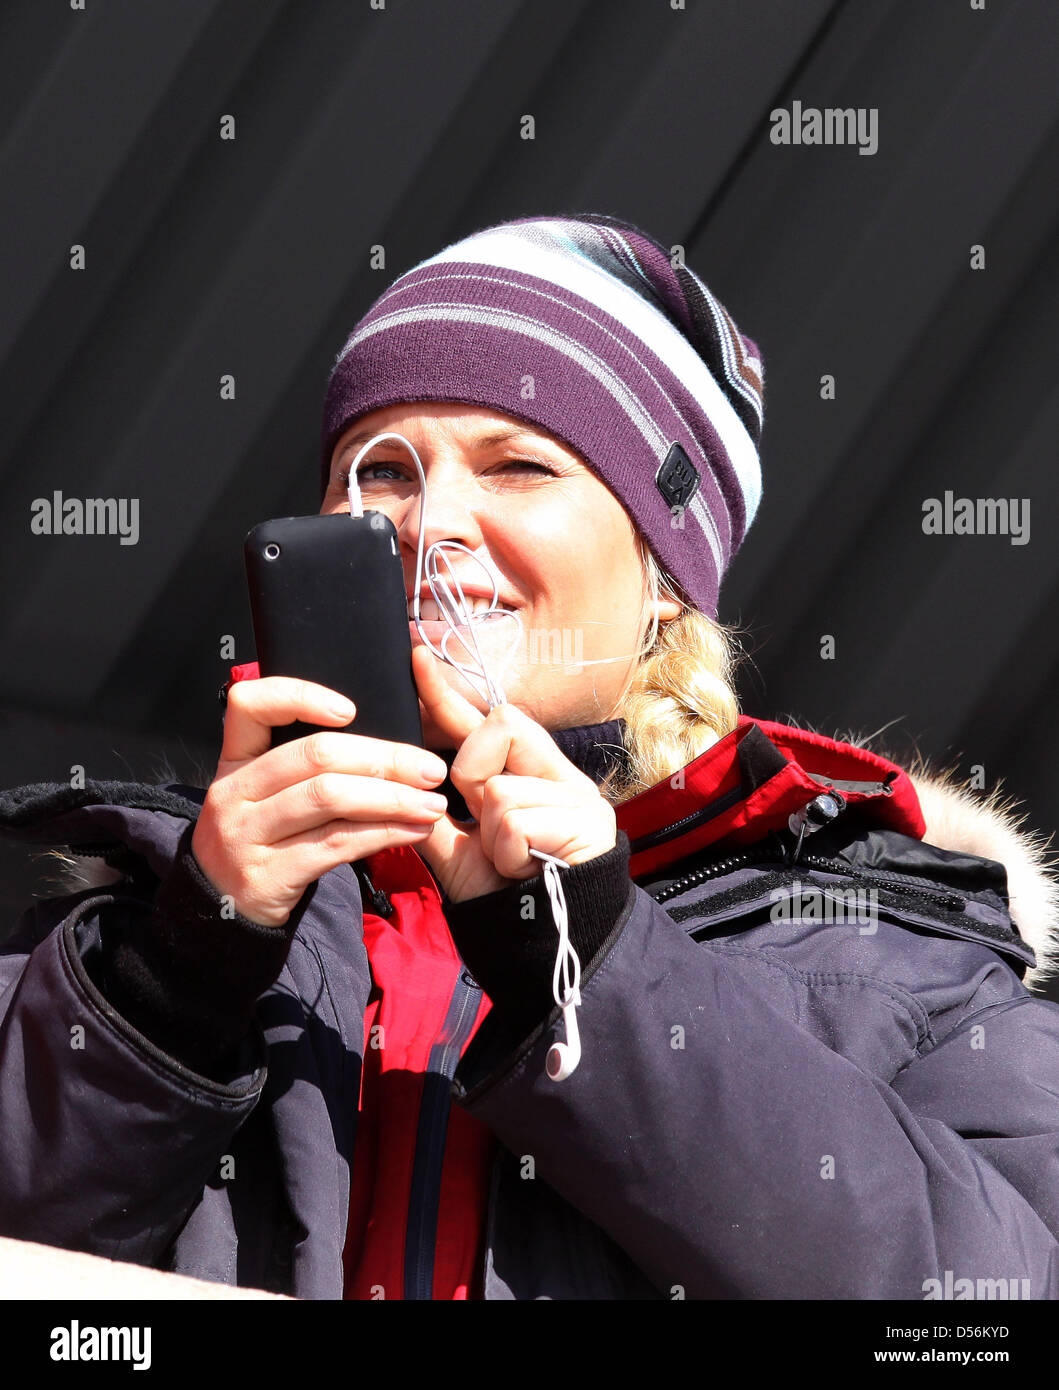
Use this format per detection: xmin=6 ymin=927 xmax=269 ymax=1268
xmin=906 ymin=765 xmax=1059 ymax=992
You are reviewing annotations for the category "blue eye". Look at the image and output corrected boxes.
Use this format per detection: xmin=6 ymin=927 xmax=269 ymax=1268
xmin=354 ymin=463 xmax=406 ymax=482
xmin=331 ymin=463 xmax=403 ymax=487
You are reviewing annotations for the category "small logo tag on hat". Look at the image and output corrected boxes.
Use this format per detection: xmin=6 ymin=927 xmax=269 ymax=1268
xmin=655 ymin=443 xmax=700 ymax=509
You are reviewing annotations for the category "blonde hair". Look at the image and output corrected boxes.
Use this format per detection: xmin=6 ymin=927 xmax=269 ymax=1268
xmin=598 ymin=539 xmax=744 ymax=806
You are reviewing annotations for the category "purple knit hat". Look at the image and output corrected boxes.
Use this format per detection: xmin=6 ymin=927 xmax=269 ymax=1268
xmin=319 ymin=213 xmax=764 ymax=618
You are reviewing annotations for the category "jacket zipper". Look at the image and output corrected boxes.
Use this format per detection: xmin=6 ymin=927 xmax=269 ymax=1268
xmin=651 ymin=844 xmax=779 ymax=903
xmin=797 ymin=852 xmax=965 ymax=910
xmin=652 ymin=845 xmax=965 ymax=911
xmin=628 ymin=783 xmax=746 ymax=855
xmin=403 ymin=965 xmax=481 ymax=1300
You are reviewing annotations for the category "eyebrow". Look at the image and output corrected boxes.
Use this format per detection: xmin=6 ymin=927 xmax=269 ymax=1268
xmin=336 ymin=425 xmax=543 ymax=459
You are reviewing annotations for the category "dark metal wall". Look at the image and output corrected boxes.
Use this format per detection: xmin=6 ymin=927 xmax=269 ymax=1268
xmin=1 ymin=0 xmax=1056 ymax=992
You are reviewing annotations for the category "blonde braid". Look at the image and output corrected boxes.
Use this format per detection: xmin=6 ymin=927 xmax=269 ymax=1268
xmin=599 ymin=541 xmax=744 ymax=806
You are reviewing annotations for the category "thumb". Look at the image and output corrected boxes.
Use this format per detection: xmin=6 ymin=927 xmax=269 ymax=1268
xmin=414 ymin=808 xmax=479 ymax=891
xmin=412 ymin=643 xmax=487 ymax=747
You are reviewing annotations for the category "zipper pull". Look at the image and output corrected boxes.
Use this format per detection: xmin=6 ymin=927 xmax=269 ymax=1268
xmin=355 ymin=862 xmax=394 ymax=918
xmin=786 ymin=790 xmax=846 ymax=864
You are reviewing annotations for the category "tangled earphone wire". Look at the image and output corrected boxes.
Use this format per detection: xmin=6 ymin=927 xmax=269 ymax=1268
xmin=344 ymin=431 xmax=582 ymax=1081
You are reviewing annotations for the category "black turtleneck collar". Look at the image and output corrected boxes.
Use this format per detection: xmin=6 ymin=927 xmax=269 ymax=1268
xmin=435 ymin=716 xmax=629 ymax=821
xmin=549 ymin=717 xmax=629 ymax=787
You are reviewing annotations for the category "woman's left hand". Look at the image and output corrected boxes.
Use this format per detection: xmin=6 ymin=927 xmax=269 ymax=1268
xmin=410 ymin=645 xmax=618 ymax=904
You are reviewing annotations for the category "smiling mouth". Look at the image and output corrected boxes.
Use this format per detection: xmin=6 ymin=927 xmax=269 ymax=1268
xmin=408 ymin=606 xmax=522 ymax=659
xmin=406 ymin=595 xmax=518 ymax=623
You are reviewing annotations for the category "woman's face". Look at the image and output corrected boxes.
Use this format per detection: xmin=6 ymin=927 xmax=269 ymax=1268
xmin=321 ymin=402 xmax=679 ymax=749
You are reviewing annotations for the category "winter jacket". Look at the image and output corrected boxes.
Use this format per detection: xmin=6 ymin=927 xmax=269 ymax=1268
xmin=0 ymin=710 xmax=1057 ymax=1300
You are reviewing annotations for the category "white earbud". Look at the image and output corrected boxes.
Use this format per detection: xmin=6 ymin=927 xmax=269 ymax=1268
xmin=546 ymin=994 xmax=582 ymax=1082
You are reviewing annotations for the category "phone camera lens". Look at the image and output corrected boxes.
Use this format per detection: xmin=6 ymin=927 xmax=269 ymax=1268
xmin=264 ymin=542 xmax=281 ymax=561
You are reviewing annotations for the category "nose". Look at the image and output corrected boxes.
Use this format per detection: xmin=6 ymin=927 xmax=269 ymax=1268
xmin=395 ymin=472 xmax=485 ymax=564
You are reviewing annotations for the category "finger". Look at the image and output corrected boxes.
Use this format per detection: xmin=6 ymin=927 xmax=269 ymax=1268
xmin=248 ymin=771 xmax=450 ymax=846
xmin=450 ymin=704 xmax=594 ymax=820
xmin=487 ymin=805 xmax=615 ymax=881
xmin=412 ymin=644 xmax=487 ymax=748
xmin=414 ymin=812 xmax=513 ymax=904
xmin=412 ymin=807 xmax=469 ymax=882
xmin=475 ymin=774 xmax=587 ymax=863
xmin=266 ymin=818 xmax=441 ymax=901
xmin=235 ymin=726 xmax=449 ymax=805
xmin=220 ymin=677 xmax=361 ymax=766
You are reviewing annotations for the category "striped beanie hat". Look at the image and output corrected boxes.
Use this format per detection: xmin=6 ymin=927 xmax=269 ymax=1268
xmin=319 ymin=213 xmax=764 ymax=618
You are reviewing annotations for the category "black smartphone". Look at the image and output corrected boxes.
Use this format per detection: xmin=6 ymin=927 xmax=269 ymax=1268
xmin=244 ymin=511 xmax=424 ymax=750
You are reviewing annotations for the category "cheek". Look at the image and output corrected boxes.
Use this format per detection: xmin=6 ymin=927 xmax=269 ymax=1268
xmin=525 ymin=487 xmax=621 ymax=558
xmin=321 ymin=478 xmax=358 ymax=512
xmin=506 ymin=507 xmax=590 ymax=603
xmin=516 ymin=506 xmax=640 ymax=621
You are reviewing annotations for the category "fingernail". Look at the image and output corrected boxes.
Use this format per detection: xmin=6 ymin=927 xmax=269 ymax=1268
xmin=421 ymin=760 xmax=448 ymax=783
xmin=329 ymin=698 xmax=356 ymax=720
xmin=422 ymin=792 xmax=448 ymax=811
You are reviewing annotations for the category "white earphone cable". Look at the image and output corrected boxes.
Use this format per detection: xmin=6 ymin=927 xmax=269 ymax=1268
xmin=343 ymin=432 xmax=583 ymax=1081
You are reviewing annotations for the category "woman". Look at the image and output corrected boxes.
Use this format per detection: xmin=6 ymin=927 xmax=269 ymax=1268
xmin=1 ymin=213 xmax=1057 ymax=1300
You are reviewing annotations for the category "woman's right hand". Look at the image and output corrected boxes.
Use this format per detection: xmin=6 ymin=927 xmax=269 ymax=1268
xmin=190 ymin=676 xmax=451 ymax=927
